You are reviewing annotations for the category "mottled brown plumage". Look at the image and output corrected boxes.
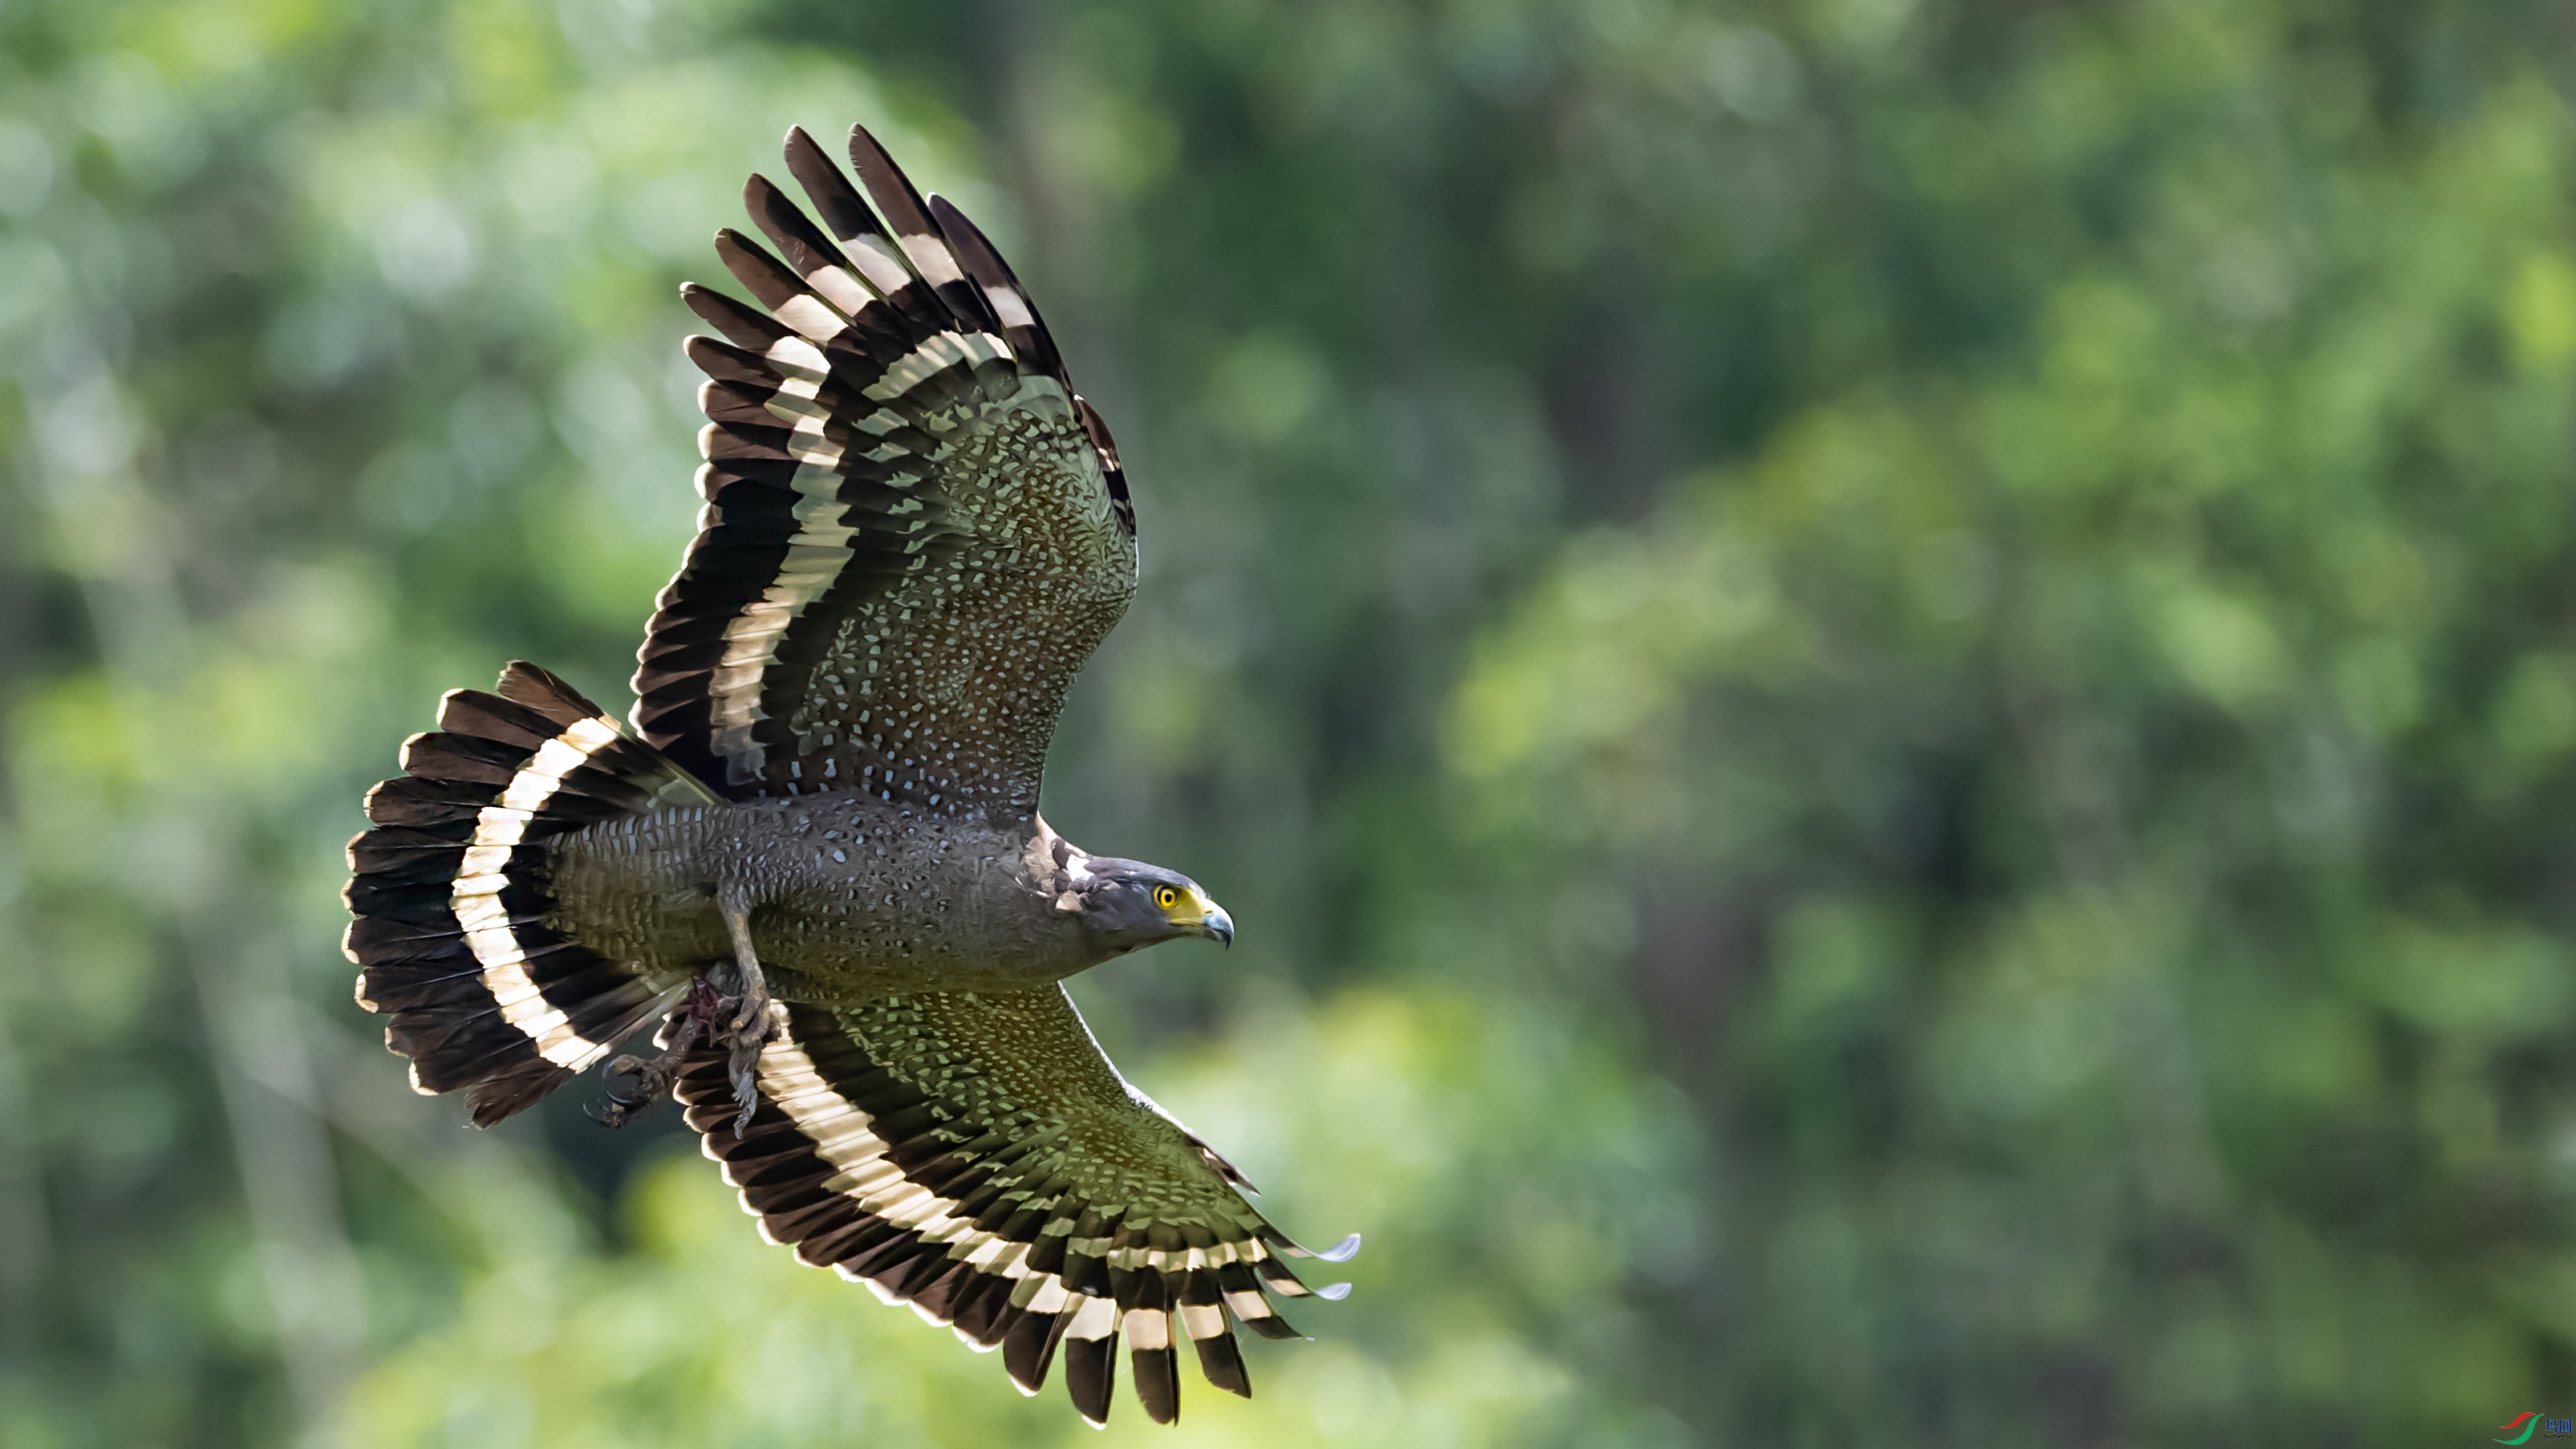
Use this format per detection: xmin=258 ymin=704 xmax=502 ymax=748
xmin=340 ymin=124 xmax=1351 ymax=1428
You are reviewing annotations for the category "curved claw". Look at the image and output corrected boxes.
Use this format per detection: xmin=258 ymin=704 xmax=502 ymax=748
xmin=727 ymin=1032 xmax=763 ymax=1135
xmin=590 ymin=999 xmax=708 ymax=1128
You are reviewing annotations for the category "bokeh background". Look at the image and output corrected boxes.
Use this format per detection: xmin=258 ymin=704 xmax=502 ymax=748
xmin=4 ymin=0 xmax=2575 ymax=1444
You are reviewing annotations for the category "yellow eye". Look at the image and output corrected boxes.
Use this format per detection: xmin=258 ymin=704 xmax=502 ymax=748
xmin=1154 ymin=886 xmax=1179 ymax=911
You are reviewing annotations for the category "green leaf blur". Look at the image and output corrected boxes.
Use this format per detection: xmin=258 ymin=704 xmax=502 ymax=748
xmin=2 ymin=0 xmax=2570 ymax=1444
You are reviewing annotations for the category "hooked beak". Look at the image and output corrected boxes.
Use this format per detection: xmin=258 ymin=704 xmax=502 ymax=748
xmin=1198 ymin=900 xmax=1235 ymax=948
xmin=1163 ymin=884 xmax=1234 ymax=947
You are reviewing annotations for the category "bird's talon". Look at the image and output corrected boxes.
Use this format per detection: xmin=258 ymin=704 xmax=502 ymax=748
xmin=592 ymin=1000 xmax=708 ymax=1127
xmin=728 ymin=1053 xmax=760 ymax=1134
xmin=711 ymin=935 xmax=771 ymax=1137
xmin=720 ymin=968 xmax=773 ymax=1041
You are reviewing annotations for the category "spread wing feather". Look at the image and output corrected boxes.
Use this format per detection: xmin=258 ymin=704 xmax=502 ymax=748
xmin=675 ymin=988 xmax=1353 ymax=1427
xmin=636 ymin=125 xmax=1136 ymax=816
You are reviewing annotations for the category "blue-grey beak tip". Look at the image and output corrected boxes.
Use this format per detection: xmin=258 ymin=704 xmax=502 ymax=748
xmin=1205 ymin=907 xmax=1235 ymax=948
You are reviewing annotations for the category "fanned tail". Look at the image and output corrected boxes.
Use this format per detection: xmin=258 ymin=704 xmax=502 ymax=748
xmin=342 ymin=661 xmax=717 ymax=1126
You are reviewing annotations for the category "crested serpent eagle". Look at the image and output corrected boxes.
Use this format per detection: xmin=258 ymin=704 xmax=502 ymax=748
xmin=341 ymin=124 xmax=1355 ymax=1427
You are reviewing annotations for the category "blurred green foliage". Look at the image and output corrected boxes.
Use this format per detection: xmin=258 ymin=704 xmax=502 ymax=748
xmin=4 ymin=0 xmax=2576 ymax=1444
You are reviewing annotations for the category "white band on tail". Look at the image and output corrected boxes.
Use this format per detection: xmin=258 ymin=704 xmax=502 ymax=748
xmin=450 ymin=714 xmax=626 ymax=1070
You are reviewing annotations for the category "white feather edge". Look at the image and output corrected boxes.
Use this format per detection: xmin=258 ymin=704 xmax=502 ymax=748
xmin=700 ymin=1009 xmax=1295 ymax=1339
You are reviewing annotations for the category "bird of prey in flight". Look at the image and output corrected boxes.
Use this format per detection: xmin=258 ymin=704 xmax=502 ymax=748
xmin=342 ymin=123 xmax=1353 ymax=1427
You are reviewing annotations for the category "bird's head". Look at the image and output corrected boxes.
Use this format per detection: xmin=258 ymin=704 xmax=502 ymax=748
xmin=1066 ymin=858 xmax=1234 ymax=954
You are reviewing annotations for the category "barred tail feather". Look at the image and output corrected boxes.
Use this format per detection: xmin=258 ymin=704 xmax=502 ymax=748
xmin=343 ymin=661 xmax=717 ymax=1126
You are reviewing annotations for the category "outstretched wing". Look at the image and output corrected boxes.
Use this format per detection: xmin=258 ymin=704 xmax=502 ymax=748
xmin=636 ymin=124 xmax=1137 ymax=818
xmin=674 ymin=988 xmax=1354 ymax=1427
